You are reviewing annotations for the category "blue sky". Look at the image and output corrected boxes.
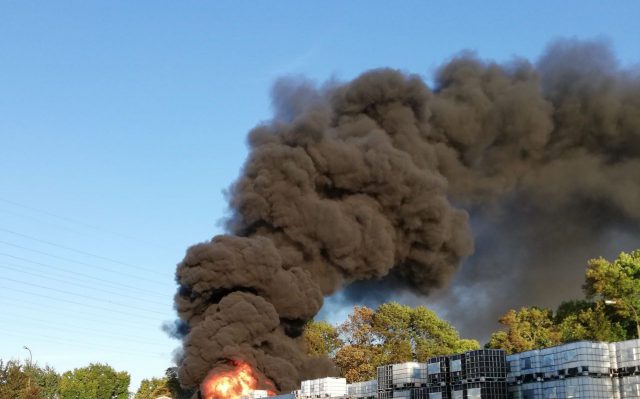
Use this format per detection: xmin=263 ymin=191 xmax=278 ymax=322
xmin=1 ymin=0 xmax=639 ymax=392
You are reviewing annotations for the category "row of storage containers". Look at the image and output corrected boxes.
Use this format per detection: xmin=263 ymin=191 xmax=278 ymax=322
xmin=300 ymin=378 xmax=348 ymax=398
xmin=378 ymin=350 xmax=508 ymax=389
xmin=376 ymin=381 xmax=507 ymax=399
xmin=507 ymin=376 xmax=615 ymax=399
xmin=506 ymin=339 xmax=640 ymax=380
xmin=295 ymin=374 xmax=640 ymax=399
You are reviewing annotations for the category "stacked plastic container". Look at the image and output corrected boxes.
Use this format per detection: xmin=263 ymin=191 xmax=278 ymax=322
xmin=300 ymin=378 xmax=347 ymax=398
xmin=506 ymin=340 xmax=626 ymax=398
xmin=427 ymin=385 xmax=451 ymax=399
xmin=450 ymin=350 xmax=508 ymax=399
xmin=428 ymin=357 xmax=450 ymax=386
xmin=348 ymin=380 xmax=378 ymax=399
xmin=393 ymin=363 xmax=429 ymax=388
xmin=465 ymin=350 xmax=508 ymax=381
xmin=449 ymin=354 xmax=465 ymax=385
xmin=616 ymin=339 xmax=640 ymax=399
xmin=376 ymin=362 xmax=428 ymax=399
xmin=374 ymin=350 xmax=507 ymax=399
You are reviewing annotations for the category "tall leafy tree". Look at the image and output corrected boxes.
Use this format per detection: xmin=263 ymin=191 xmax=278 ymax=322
xmin=334 ymin=307 xmax=381 ymax=383
xmin=303 ymin=321 xmax=343 ymax=357
xmin=332 ymin=303 xmax=479 ymax=382
xmin=59 ymin=364 xmax=129 ymax=399
xmin=409 ymin=306 xmax=479 ymax=361
xmin=0 ymin=360 xmax=29 ymax=399
xmin=134 ymin=377 xmax=171 ymax=399
xmin=25 ymin=364 xmax=59 ymax=399
xmin=555 ymin=300 xmax=628 ymax=342
xmin=584 ymin=250 xmax=640 ymax=338
xmin=486 ymin=307 xmax=561 ymax=354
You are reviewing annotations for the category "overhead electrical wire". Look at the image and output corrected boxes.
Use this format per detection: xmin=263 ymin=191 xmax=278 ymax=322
xmin=0 ymin=227 xmax=171 ymax=277
xmin=0 ymin=252 xmax=171 ymax=297
xmin=0 ymin=276 xmax=168 ymax=316
xmin=2 ymin=329 xmax=169 ymax=359
xmin=0 ymin=263 xmax=168 ymax=306
xmin=0 ymin=239 xmax=172 ymax=287
xmin=0 ymin=285 xmax=165 ymax=322
xmin=0 ymin=196 xmax=171 ymax=251
xmin=0 ymin=311 xmax=170 ymax=347
xmin=0 ymin=296 xmax=168 ymax=330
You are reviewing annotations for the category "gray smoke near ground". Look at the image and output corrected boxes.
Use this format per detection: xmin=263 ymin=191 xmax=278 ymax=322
xmin=173 ymin=38 xmax=640 ymax=392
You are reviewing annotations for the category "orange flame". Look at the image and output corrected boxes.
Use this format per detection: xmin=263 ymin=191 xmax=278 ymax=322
xmin=201 ymin=361 xmax=275 ymax=399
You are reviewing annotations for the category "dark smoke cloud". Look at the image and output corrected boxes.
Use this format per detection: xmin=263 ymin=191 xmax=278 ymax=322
xmin=174 ymin=39 xmax=640 ymax=391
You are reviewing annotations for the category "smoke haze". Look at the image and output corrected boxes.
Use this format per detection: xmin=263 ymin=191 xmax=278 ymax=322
xmin=174 ymin=39 xmax=640 ymax=392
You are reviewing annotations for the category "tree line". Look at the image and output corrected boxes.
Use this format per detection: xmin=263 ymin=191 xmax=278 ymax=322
xmin=304 ymin=250 xmax=640 ymax=382
xmin=0 ymin=361 xmax=187 ymax=399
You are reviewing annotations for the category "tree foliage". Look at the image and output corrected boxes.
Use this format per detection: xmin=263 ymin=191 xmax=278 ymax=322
xmin=488 ymin=250 xmax=640 ymax=353
xmin=303 ymin=321 xmax=342 ymax=357
xmin=315 ymin=303 xmax=479 ymax=382
xmin=555 ymin=300 xmax=627 ymax=343
xmin=59 ymin=363 xmax=129 ymax=399
xmin=0 ymin=360 xmax=30 ymax=399
xmin=134 ymin=377 xmax=171 ymax=399
xmin=584 ymin=250 xmax=640 ymax=336
xmin=486 ymin=307 xmax=560 ymax=354
xmin=333 ymin=306 xmax=380 ymax=383
xmin=0 ymin=360 xmax=60 ymax=399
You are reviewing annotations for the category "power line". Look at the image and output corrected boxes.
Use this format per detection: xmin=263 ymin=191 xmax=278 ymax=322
xmin=0 ymin=239 xmax=172 ymax=285
xmin=0 ymin=311 xmax=170 ymax=347
xmin=0 ymin=296 xmax=170 ymax=330
xmin=0 ymin=207 xmax=107 ymax=244
xmin=0 ymin=252 xmax=171 ymax=297
xmin=0 ymin=227 xmax=171 ymax=277
xmin=0 ymin=196 xmax=172 ymax=251
xmin=2 ymin=329 xmax=170 ymax=359
xmin=0 ymin=263 xmax=169 ymax=307
xmin=0 ymin=276 xmax=167 ymax=316
xmin=0 ymin=285 xmax=165 ymax=321
xmin=0 ymin=256 xmax=169 ymax=299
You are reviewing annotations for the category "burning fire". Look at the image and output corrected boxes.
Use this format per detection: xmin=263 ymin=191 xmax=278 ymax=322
xmin=201 ymin=361 xmax=275 ymax=399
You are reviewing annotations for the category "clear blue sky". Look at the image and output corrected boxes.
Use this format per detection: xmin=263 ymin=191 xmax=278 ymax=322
xmin=1 ymin=0 xmax=638 ymax=392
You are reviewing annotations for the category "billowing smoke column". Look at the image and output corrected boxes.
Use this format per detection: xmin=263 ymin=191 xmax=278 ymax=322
xmin=174 ymin=39 xmax=640 ymax=392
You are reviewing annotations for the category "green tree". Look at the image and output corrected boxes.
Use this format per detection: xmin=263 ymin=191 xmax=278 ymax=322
xmin=372 ymin=303 xmax=413 ymax=364
xmin=59 ymin=363 xmax=129 ymax=399
xmin=135 ymin=377 xmax=171 ymax=399
xmin=584 ymin=250 xmax=640 ymax=338
xmin=486 ymin=307 xmax=560 ymax=354
xmin=303 ymin=321 xmax=343 ymax=357
xmin=334 ymin=307 xmax=381 ymax=383
xmin=555 ymin=300 xmax=627 ymax=342
xmin=409 ymin=305 xmax=479 ymax=361
xmin=0 ymin=359 xmax=29 ymax=399
xmin=334 ymin=344 xmax=381 ymax=384
xmin=24 ymin=364 xmax=59 ymax=399
xmin=334 ymin=303 xmax=479 ymax=382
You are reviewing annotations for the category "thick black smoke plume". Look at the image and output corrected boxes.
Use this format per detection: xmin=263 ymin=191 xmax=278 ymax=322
xmin=174 ymin=39 xmax=640 ymax=391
